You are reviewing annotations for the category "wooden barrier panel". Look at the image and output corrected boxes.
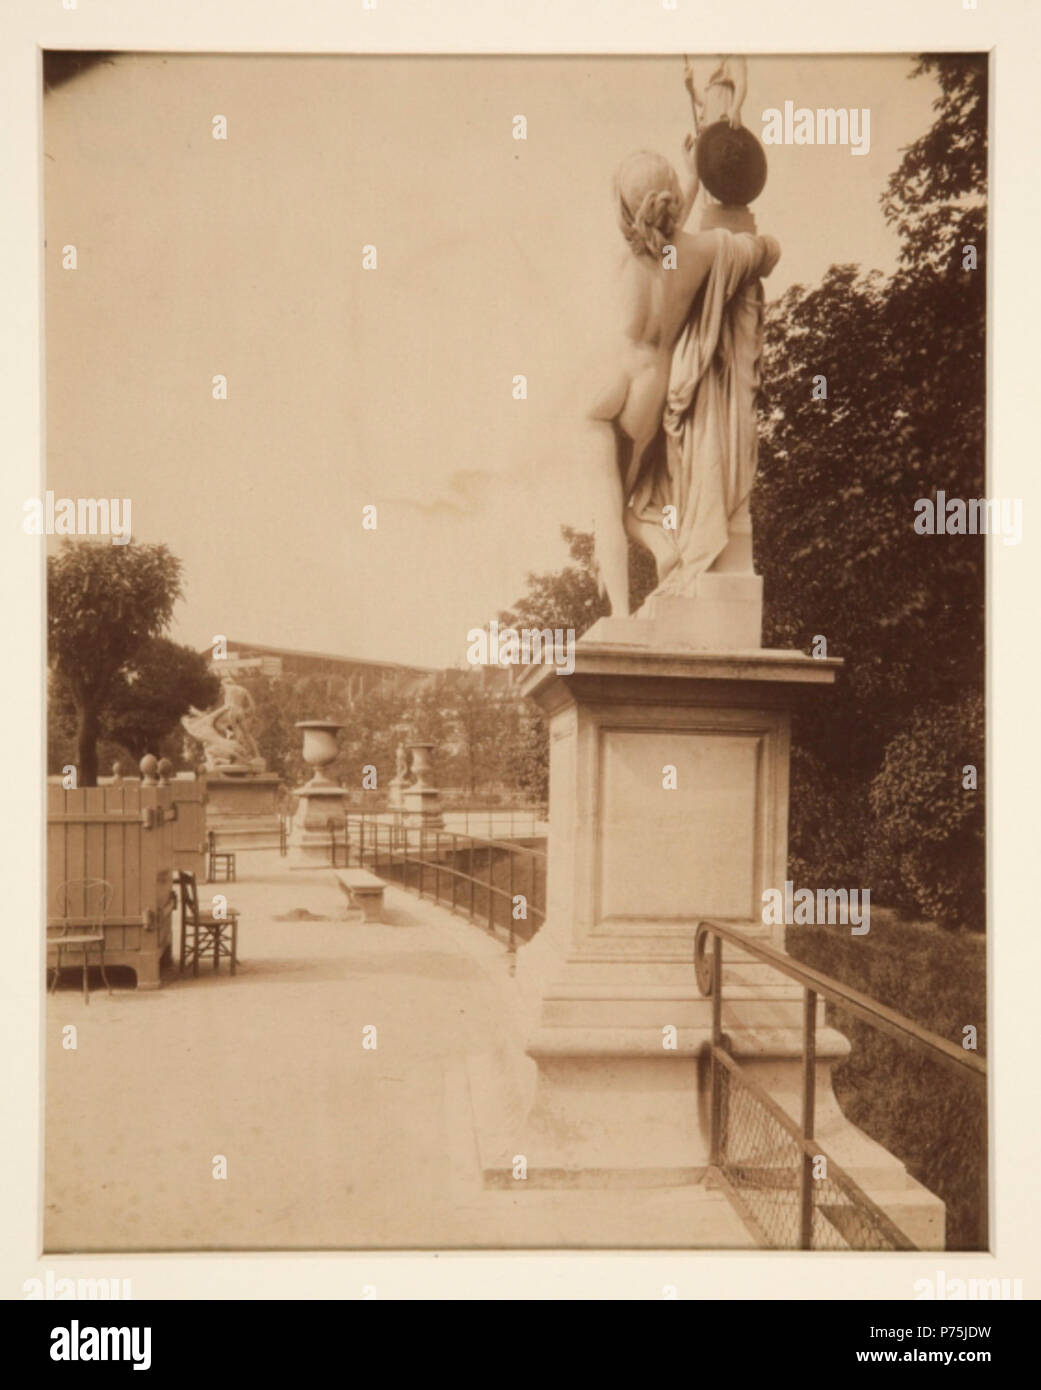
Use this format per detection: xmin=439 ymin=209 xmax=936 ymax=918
xmin=169 ymin=779 xmax=207 ymax=881
xmin=47 ymin=782 xmax=176 ymax=989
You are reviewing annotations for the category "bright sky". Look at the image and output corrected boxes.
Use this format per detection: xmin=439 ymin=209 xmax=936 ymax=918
xmin=44 ymin=53 xmax=936 ymax=667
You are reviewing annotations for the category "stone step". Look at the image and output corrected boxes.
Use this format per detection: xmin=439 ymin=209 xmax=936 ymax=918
xmin=540 ymin=996 xmax=814 ymax=1029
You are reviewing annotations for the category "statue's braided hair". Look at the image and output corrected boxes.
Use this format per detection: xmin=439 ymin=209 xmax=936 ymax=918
xmin=615 ymin=151 xmax=683 ymax=260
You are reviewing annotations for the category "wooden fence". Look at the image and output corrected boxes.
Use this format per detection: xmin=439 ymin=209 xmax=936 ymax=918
xmin=47 ymin=782 xmax=179 ymax=990
xmin=169 ymin=779 xmax=206 ymax=881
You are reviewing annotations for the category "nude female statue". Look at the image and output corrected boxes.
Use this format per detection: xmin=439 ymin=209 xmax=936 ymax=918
xmin=586 ymin=57 xmax=778 ymax=617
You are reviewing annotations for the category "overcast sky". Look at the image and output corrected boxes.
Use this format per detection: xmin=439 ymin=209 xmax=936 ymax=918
xmin=44 ymin=53 xmax=936 ymax=668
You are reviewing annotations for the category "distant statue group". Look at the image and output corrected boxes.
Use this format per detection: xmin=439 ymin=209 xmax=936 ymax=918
xmin=181 ymin=676 xmax=265 ymax=773
xmin=588 ymin=55 xmax=779 ymax=616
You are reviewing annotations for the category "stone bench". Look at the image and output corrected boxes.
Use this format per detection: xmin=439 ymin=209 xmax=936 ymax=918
xmin=335 ymin=869 xmax=386 ymax=923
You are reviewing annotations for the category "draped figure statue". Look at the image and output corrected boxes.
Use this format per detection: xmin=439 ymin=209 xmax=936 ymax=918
xmin=587 ymin=56 xmax=779 ymax=616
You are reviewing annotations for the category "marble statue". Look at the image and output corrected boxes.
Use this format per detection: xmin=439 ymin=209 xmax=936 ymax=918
xmin=181 ymin=676 xmax=265 ymax=773
xmin=386 ymin=741 xmax=414 ymax=811
xmin=587 ymin=56 xmax=779 ymax=617
xmin=393 ymin=743 xmax=413 ymax=787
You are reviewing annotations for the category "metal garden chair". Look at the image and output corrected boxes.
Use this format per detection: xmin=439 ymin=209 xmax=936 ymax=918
xmin=48 ymin=877 xmax=114 ymax=1004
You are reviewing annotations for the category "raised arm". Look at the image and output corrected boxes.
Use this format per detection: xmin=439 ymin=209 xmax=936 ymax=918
xmin=676 ymin=131 xmax=700 ymax=230
xmin=726 ymin=57 xmax=748 ymax=129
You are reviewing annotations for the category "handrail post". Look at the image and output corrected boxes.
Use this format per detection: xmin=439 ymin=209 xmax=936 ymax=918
xmin=450 ymin=833 xmax=457 ymax=911
xmin=710 ymin=932 xmax=723 ymax=1167
xmin=530 ymin=852 xmax=535 ymax=935
xmin=435 ymin=830 xmax=441 ymax=905
xmin=800 ymin=987 xmax=818 ymax=1250
xmin=487 ymin=840 xmax=494 ymax=934
xmin=508 ymin=843 xmax=515 ymax=955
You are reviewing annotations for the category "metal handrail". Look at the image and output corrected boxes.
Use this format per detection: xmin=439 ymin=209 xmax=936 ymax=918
xmin=694 ymin=918 xmax=986 ymax=1251
xmin=694 ymin=919 xmax=986 ymax=1086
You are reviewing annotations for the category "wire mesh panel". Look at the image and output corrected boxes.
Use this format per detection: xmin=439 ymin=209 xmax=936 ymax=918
xmin=716 ymin=1058 xmax=803 ymax=1249
xmin=715 ymin=1052 xmax=915 ymax=1251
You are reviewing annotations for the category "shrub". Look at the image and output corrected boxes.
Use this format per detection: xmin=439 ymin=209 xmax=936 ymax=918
xmin=788 ymin=910 xmax=986 ymax=1250
xmin=869 ymin=696 xmax=984 ymax=931
xmin=787 ymin=743 xmax=871 ymax=888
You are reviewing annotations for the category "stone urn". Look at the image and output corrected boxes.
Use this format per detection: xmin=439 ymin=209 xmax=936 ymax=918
xmin=402 ymin=741 xmax=444 ymax=829
xmin=289 ymin=720 xmax=346 ymax=869
xmin=297 ymin=719 xmax=343 ymax=786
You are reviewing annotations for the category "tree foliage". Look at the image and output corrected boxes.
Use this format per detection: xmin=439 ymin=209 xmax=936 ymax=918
xmin=100 ymin=638 xmax=221 ymax=762
xmin=754 ymin=55 xmax=986 ymax=922
xmin=500 ymin=527 xmax=656 ymax=637
xmin=47 ymin=541 xmax=183 ymax=785
xmin=868 ymin=696 xmax=985 ymax=932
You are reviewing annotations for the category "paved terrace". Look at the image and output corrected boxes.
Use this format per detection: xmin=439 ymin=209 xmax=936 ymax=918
xmin=45 ymin=851 xmax=751 ymax=1251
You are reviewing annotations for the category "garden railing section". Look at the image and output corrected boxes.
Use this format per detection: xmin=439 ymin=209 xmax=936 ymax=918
xmin=694 ymin=918 xmax=987 ymax=1251
xmin=328 ymin=813 xmax=546 ymax=959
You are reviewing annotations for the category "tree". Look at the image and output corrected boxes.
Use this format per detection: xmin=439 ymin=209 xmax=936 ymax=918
xmin=881 ymin=55 xmax=987 ymax=277
xmin=754 ymin=54 xmax=986 ymax=905
xmin=47 ymin=541 xmax=183 ymax=786
xmin=97 ymin=638 xmax=221 ymax=762
xmin=494 ymin=528 xmax=657 ymax=802
xmin=500 ymin=526 xmax=656 ymax=637
xmin=440 ymin=669 xmax=511 ymax=797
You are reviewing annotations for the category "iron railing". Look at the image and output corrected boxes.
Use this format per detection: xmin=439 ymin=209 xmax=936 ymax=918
xmin=694 ymin=918 xmax=987 ymax=1252
xmin=328 ymin=813 xmax=546 ymax=959
xmin=440 ymin=806 xmax=547 ymax=840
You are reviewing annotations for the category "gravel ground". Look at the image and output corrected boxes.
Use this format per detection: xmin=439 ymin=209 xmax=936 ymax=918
xmin=44 ymin=851 xmax=750 ymax=1251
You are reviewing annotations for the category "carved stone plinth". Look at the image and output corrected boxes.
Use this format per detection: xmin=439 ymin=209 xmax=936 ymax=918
xmin=484 ymin=636 xmax=944 ymax=1243
xmin=205 ymin=773 xmax=282 ymax=851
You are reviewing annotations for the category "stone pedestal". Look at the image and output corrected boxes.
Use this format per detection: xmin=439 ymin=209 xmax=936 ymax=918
xmin=641 ymin=573 xmax=763 ymax=650
xmin=497 ymin=632 xmax=944 ymax=1240
xmin=401 ymin=785 xmax=445 ymax=829
xmin=289 ymin=782 xmax=346 ymax=869
xmin=588 ymin=502 xmax=763 ymax=653
xmin=508 ymin=638 xmax=842 ymax=1180
xmin=401 ymin=741 xmax=444 ymax=829
xmin=205 ymin=772 xmax=282 ymax=851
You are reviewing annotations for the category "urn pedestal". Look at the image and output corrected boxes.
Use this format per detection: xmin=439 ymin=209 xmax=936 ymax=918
xmin=401 ymin=741 xmax=444 ymax=829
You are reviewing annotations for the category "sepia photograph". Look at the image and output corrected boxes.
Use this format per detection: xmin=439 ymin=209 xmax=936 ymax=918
xmin=35 ymin=45 xmax=993 ymax=1266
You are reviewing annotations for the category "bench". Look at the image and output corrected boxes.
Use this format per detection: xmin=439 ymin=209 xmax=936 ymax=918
xmin=335 ymin=869 xmax=386 ymax=923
